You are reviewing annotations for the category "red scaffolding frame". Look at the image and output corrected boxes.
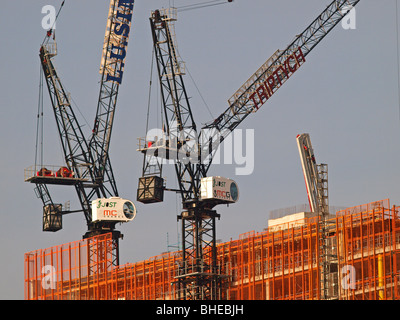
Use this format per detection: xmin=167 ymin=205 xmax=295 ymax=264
xmin=25 ymin=199 xmax=400 ymax=300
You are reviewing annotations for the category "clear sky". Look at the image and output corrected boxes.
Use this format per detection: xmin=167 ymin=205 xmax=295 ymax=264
xmin=1 ymin=0 xmax=399 ymax=299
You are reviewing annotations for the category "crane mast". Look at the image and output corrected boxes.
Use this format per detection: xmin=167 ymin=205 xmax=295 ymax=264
xmin=138 ymin=8 xmax=225 ymax=300
xmin=150 ymin=8 xmax=201 ymax=201
xmin=137 ymin=0 xmax=360 ymax=300
xmin=296 ymin=134 xmax=328 ymax=215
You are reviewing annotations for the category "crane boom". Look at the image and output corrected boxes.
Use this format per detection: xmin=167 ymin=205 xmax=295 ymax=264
xmin=89 ymin=0 xmax=135 ymax=196
xmin=201 ymin=0 xmax=360 ymax=163
xmin=39 ymin=45 xmax=98 ymax=224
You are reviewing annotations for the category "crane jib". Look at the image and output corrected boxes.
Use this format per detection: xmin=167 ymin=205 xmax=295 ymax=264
xmin=249 ymin=47 xmax=305 ymax=110
xmin=101 ymin=0 xmax=135 ymax=84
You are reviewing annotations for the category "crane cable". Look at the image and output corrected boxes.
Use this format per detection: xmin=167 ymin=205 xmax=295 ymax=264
xmin=145 ymin=47 xmax=156 ymax=137
xmin=172 ymin=0 xmax=233 ymax=119
xmin=35 ymin=65 xmax=44 ymax=170
xmin=177 ymin=0 xmax=232 ymax=13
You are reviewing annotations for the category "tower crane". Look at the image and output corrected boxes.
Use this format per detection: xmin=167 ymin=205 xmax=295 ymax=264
xmin=297 ymin=133 xmax=334 ymax=299
xmin=296 ymin=134 xmax=329 ymax=216
xmin=26 ymin=0 xmax=136 ymax=266
xmin=137 ymin=0 xmax=360 ymax=300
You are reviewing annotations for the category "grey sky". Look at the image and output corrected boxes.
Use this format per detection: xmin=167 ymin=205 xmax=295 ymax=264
xmin=0 ymin=0 xmax=399 ymax=299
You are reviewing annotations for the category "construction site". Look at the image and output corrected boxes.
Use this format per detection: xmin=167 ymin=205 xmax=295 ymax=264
xmin=20 ymin=0 xmax=400 ymax=301
xmin=25 ymin=199 xmax=400 ymax=300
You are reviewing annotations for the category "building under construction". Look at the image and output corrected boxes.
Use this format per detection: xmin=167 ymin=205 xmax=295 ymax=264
xmin=26 ymin=0 xmax=397 ymax=302
xmin=25 ymin=198 xmax=400 ymax=300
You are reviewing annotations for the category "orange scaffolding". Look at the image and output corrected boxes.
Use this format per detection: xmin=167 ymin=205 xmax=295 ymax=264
xmin=24 ymin=233 xmax=116 ymax=300
xmin=335 ymin=200 xmax=400 ymax=299
xmin=223 ymin=223 xmax=320 ymax=300
xmin=24 ymin=199 xmax=400 ymax=300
